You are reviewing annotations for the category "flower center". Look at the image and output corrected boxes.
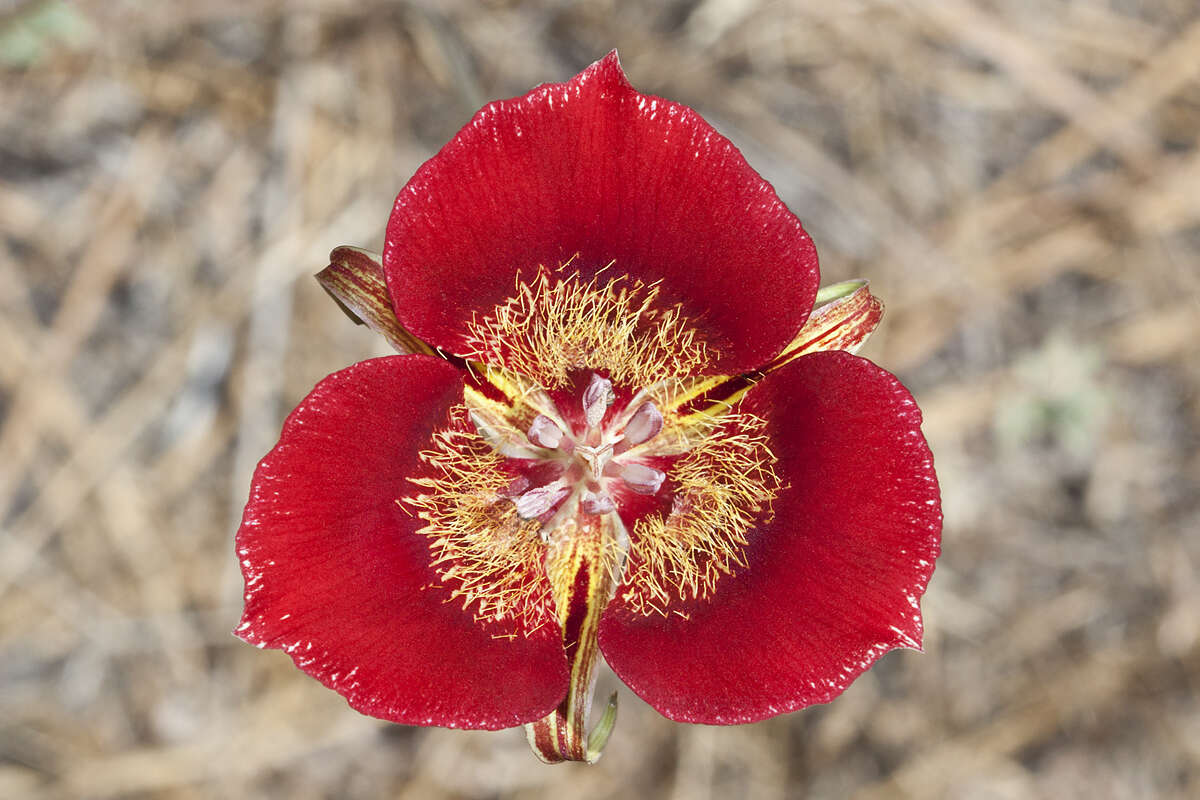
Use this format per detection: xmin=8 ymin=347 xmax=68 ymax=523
xmin=476 ymin=373 xmax=668 ymax=528
xmin=407 ymin=269 xmax=781 ymax=631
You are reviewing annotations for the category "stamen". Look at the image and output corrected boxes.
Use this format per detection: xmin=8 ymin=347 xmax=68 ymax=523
xmin=469 ymin=408 xmax=542 ymax=459
xmin=620 ymin=401 xmax=663 ymax=446
xmin=581 ymin=490 xmax=616 ymax=515
xmin=515 ymin=481 xmax=571 ymax=519
xmin=582 ymin=374 xmax=614 ymax=429
xmin=619 ymin=463 xmax=665 ymax=495
xmin=528 ymin=414 xmax=565 ymax=449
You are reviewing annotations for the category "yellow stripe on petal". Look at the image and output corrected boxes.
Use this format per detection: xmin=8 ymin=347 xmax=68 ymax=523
xmin=467 ymin=365 xmax=568 ymax=429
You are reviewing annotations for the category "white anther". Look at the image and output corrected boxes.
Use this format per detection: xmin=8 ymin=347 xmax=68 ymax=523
xmin=514 ymin=482 xmax=570 ymax=519
xmin=582 ymin=374 xmax=615 ymax=429
xmin=581 ymin=490 xmax=616 ymax=515
xmin=527 ymin=414 xmax=564 ymax=449
xmin=470 ymin=409 xmax=542 ymax=459
xmin=620 ymin=463 xmax=666 ymax=495
xmin=621 ymin=401 xmax=663 ymax=446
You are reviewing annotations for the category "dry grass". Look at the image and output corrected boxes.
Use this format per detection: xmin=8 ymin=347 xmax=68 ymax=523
xmin=2 ymin=0 xmax=1199 ymax=797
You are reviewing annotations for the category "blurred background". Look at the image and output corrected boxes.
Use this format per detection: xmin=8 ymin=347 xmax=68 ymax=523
xmin=2 ymin=0 xmax=1198 ymax=797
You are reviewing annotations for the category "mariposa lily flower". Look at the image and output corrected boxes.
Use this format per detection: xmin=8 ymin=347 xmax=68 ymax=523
xmin=235 ymin=52 xmax=941 ymax=764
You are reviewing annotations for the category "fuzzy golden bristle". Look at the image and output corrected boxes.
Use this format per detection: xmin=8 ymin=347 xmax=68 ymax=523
xmin=619 ymin=411 xmax=781 ymax=618
xmin=405 ymin=419 xmax=556 ymax=637
xmin=463 ymin=264 xmax=713 ymax=390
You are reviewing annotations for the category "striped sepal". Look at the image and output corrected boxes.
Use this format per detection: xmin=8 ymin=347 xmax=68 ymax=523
xmin=316 ymin=246 xmax=434 ymax=356
xmin=767 ymin=279 xmax=883 ymax=369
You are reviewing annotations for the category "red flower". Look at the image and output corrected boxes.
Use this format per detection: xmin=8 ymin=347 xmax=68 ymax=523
xmin=235 ymin=52 xmax=941 ymax=763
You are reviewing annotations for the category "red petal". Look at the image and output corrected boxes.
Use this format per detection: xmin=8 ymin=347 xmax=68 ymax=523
xmin=598 ymin=351 xmax=941 ymax=723
xmin=384 ymin=52 xmax=819 ymax=375
xmin=235 ymin=356 xmax=568 ymax=730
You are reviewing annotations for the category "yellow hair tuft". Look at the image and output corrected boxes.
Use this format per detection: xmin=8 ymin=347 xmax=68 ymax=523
xmin=463 ymin=265 xmax=712 ymax=390
xmin=405 ymin=417 xmax=556 ymax=636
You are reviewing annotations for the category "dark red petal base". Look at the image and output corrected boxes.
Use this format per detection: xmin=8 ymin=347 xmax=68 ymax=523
xmin=235 ymin=355 xmax=568 ymax=730
xmin=384 ymin=51 xmax=819 ymax=375
xmin=598 ymin=351 xmax=941 ymax=724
